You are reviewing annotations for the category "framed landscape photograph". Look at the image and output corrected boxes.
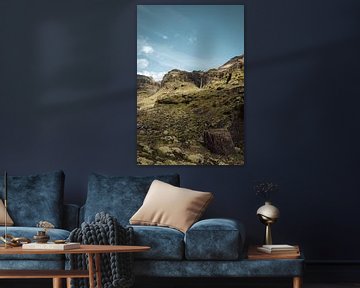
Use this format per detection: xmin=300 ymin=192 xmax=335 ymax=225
xmin=137 ymin=5 xmax=244 ymax=165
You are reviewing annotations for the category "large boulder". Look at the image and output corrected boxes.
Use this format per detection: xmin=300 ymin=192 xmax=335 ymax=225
xmin=203 ymin=129 xmax=235 ymax=155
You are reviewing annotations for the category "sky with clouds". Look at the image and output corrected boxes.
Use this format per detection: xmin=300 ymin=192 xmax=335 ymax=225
xmin=137 ymin=5 xmax=244 ymax=81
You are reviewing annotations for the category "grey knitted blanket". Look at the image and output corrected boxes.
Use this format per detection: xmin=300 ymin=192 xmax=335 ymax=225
xmin=68 ymin=212 xmax=134 ymax=288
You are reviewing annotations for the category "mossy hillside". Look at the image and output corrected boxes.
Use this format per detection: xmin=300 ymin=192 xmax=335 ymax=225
xmin=137 ymin=55 xmax=244 ymax=165
xmin=137 ymin=86 xmax=244 ymax=165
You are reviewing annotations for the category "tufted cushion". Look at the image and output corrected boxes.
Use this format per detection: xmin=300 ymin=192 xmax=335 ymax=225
xmin=84 ymin=173 xmax=180 ymax=225
xmin=130 ymin=180 xmax=213 ymax=233
xmin=185 ymin=218 xmax=245 ymax=260
xmin=0 ymin=171 xmax=65 ymax=227
xmin=130 ymin=225 xmax=184 ymax=260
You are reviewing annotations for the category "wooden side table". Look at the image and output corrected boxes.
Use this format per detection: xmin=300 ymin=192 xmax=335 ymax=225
xmin=0 ymin=244 xmax=150 ymax=288
xmin=247 ymin=245 xmax=303 ymax=288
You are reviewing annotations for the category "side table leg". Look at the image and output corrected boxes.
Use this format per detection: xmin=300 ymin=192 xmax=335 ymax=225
xmin=88 ymin=253 xmax=95 ymax=288
xmin=293 ymin=276 xmax=302 ymax=288
xmin=95 ymin=253 xmax=102 ymax=288
xmin=53 ymin=278 xmax=62 ymax=288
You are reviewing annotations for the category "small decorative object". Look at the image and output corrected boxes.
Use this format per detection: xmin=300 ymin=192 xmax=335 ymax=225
xmin=254 ymin=181 xmax=280 ymax=245
xmin=37 ymin=220 xmax=55 ymax=232
xmin=0 ymin=234 xmax=31 ymax=247
xmin=34 ymin=220 xmax=55 ymax=243
xmin=33 ymin=231 xmax=50 ymax=243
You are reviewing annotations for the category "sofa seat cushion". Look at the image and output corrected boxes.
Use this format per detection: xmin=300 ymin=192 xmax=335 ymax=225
xmin=0 ymin=170 xmax=65 ymax=227
xmin=84 ymin=174 xmax=180 ymax=226
xmin=130 ymin=225 xmax=184 ymax=260
xmin=0 ymin=227 xmax=70 ymax=261
xmin=184 ymin=218 xmax=245 ymax=260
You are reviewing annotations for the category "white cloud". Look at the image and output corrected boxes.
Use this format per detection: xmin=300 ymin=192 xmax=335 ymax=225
xmin=188 ymin=36 xmax=197 ymax=44
xmin=139 ymin=70 xmax=166 ymax=82
xmin=153 ymin=32 xmax=168 ymax=40
xmin=141 ymin=45 xmax=154 ymax=54
xmin=137 ymin=58 xmax=149 ymax=69
xmin=149 ymin=43 xmax=209 ymax=72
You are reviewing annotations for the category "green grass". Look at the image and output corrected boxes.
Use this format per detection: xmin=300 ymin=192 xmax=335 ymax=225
xmin=137 ymin=84 xmax=244 ymax=165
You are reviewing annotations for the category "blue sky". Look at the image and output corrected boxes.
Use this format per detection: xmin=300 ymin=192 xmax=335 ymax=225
xmin=137 ymin=5 xmax=244 ymax=81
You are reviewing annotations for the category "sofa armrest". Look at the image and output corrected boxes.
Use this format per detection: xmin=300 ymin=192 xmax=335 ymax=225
xmin=184 ymin=218 xmax=245 ymax=260
xmin=63 ymin=204 xmax=80 ymax=231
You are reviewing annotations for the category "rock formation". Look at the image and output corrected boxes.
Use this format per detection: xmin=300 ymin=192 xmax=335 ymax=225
xmin=137 ymin=75 xmax=160 ymax=96
xmin=203 ymin=129 xmax=236 ymax=155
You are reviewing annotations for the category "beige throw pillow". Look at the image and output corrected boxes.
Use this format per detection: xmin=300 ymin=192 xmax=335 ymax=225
xmin=0 ymin=199 xmax=14 ymax=226
xmin=130 ymin=180 xmax=213 ymax=233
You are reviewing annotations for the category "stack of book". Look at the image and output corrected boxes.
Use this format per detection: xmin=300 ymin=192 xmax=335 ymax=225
xmin=248 ymin=244 xmax=300 ymax=259
xmin=22 ymin=242 xmax=80 ymax=250
xmin=257 ymin=244 xmax=299 ymax=254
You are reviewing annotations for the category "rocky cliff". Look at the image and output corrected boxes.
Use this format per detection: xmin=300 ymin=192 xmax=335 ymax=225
xmin=137 ymin=75 xmax=160 ymax=97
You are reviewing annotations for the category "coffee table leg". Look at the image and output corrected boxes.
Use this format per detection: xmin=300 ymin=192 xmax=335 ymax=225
xmin=66 ymin=277 xmax=72 ymax=288
xmin=293 ymin=276 xmax=302 ymax=288
xmin=52 ymin=278 xmax=62 ymax=288
xmin=88 ymin=253 xmax=95 ymax=288
xmin=95 ymin=253 xmax=102 ymax=288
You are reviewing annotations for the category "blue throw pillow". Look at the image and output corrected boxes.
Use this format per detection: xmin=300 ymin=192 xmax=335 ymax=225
xmin=84 ymin=173 xmax=180 ymax=225
xmin=0 ymin=170 xmax=65 ymax=227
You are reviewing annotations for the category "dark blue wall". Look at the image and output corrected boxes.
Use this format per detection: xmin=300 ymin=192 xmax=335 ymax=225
xmin=1 ymin=0 xmax=360 ymax=262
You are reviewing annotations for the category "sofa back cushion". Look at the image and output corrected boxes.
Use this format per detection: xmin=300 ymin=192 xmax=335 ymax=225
xmin=84 ymin=173 xmax=180 ymax=225
xmin=0 ymin=170 xmax=65 ymax=227
xmin=131 ymin=225 xmax=185 ymax=260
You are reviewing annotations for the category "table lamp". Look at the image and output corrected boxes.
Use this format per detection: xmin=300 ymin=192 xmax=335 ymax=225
xmin=256 ymin=201 xmax=280 ymax=245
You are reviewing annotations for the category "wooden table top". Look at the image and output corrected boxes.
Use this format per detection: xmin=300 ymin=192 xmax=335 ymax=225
xmin=0 ymin=245 xmax=150 ymax=255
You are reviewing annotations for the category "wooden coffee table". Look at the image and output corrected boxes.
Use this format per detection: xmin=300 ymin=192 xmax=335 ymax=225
xmin=0 ymin=244 xmax=150 ymax=288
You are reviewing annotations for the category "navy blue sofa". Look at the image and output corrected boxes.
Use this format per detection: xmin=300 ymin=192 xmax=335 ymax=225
xmin=80 ymin=173 xmax=304 ymax=282
xmin=0 ymin=171 xmax=303 ymax=287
